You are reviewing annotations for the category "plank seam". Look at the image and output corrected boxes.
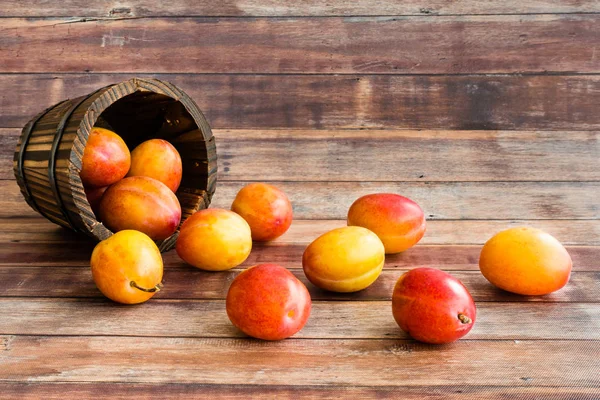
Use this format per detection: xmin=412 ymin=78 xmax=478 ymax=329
xmin=1 ymin=12 xmax=600 ymax=19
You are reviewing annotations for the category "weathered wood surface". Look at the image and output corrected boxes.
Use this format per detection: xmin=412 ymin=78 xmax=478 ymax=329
xmin=2 ymin=75 xmax=600 ymax=130
xmin=3 ymin=129 xmax=599 ymax=181
xmin=1 ymin=2 xmax=599 ymax=397
xmin=1 ymin=336 xmax=598 ymax=386
xmin=213 ymin=181 xmax=600 ymax=220
xmin=2 ymin=16 xmax=599 ymax=74
xmin=3 ymin=0 xmax=600 ymax=17
xmin=4 ymin=178 xmax=600 ymax=220
xmin=1 ymin=266 xmax=598 ymax=302
xmin=0 ymin=298 xmax=599 ymax=340
xmin=1 ymin=384 xmax=598 ymax=400
xmin=1 ymin=218 xmax=598 ymax=245
xmin=212 ymin=129 xmax=600 ymax=182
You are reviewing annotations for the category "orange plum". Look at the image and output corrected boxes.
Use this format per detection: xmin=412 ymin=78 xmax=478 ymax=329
xmin=127 ymin=139 xmax=183 ymax=193
xmin=302 ymin=226 xmax=385 ymax=293
xmin=231 ymin=183 xmax=293 ymax=241
xmin=176 ymin=208 xmax=252 ymax=271
xmin=479 ymin=227 xmax=572 ymax=295
xmin=91 ymin=230 xmax=163 ymax=304
xmin=98 ymin=176 xmax=181 ymax=241
xmin=392 ymin=268 xmax=476 ymax=344
xmin=84 ymin=185 xmax=109 ymax=217
xmin=80 ymin=127 xmax=130 ymax=188
xmin=226 ymin=263 xmax=311 ymax=340
xmin=348 ymin=193 xmax=426 ymax=254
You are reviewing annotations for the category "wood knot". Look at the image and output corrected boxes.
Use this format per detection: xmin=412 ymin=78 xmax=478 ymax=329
xmin=386 ymin=343 xmax=413 ymax=354
xmin=1 ymin=336 xmax=13 ymax=351
xmin=108 ymin=7 xmax=133 ymax=17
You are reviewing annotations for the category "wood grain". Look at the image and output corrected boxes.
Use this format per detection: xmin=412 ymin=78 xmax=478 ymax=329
xmin=1 ymin=336 xmax=598 ymax=386
xmin=0 ymin=267 xmax=598 ymax=302
xmin=213 ymin=129 xmax=600 ymax=182
xmin=4 ymin=129 xmax=600 ymax=182
xmin=3 ymin=75 xmax=600 ymax=130
xmin=0 ymin=298 xmax=599 ymax=340
xmin=1 ymin=383 xmax=598 ymax=400
xmin=1 ymin=242 xmax=596 ymax=271
xmin=2 ymin=16 xmax=599 ymax=74
xmin=0 ymin=131 xmax=17 ymax=181
xmin=3 ymin=179 xmax=599 ymax=220
xmin=211 ymin=181 xmax=600 ymax=220
xmin=1 ymin=1 xmax=599 ymax=395
xmin=279 ymin=220 xmax=600 ymax=245
xmin=1 ymin=218 xmax=599 ymax=245
xmin=3 ymin=0 xmax=600 ymax=17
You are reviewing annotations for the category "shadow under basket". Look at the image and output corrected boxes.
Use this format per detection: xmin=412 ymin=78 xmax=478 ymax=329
xmin=13 ymin=78 xmax=217 ymax=252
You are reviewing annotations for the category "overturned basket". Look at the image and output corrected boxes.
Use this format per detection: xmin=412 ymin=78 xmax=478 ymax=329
xmin=13 ymin=78 xmax=217 ymax=251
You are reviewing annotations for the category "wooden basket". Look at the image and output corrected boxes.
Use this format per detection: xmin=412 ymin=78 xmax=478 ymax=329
xmin=13 ymin=78 xmax=217 ymax=252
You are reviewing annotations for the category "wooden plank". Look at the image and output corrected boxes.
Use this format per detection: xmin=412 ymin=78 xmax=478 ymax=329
xmin=0 ymin=267 xmax=598 ymax=302
xmin=1 ymin=242 xmax=597 ymax=271
xmin=3 ymin=74 xmax=600 ymax=130
xmin=0 ymin=180 xmax=38 ymax=218
xmin=278 ymin=220 xmax=600 ymax=245
xmin=211 ymin=181 xmax=600 ymax=220
xmin=214 ymin=130 xmax=600 ymax=182
xmin=1 ymin=218 xmax=599 ymax=245
xmin=4 ymin=178 xmax=599 ymax=220
xmin=1 ymin=336 xmax=598 ymax=386
xmin=1 ymin=383 xmax=598 ymax=400
xmin=3 ymin=128 xmax=600 ymax=182
xmin=2 ymin=1 xmax=600 ymax=17
xmin=0 ymin=131 xmax=16 ymax=181
xmin=1 ymin=298 xmax=599 ymax=340
xmin=2 ymin=16 xmax=599 ymax=74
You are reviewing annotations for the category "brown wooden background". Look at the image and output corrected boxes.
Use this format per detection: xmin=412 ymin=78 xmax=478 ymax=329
xmin=0 ymin=1 xmax=599 ymax=398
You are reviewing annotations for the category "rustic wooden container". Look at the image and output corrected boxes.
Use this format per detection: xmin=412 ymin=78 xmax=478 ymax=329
xmin=13 ymin=78 xmax=217 ymax=251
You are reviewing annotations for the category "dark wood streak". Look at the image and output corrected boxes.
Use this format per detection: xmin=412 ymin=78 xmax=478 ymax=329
xmin=0 ymin=383 xmax=597 ymax=400
xmin=2 ymin=74 xmax=600 ymax=130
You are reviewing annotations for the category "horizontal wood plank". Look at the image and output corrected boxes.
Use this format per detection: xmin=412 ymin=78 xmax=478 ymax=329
xmin=3 ymin=75 xmax=600 ymax=130
xmin=1 ymin=16 xmax=599 ymax=74
xmin=0 ymin=267 xmax=597 ymax=302
xmin=1 ymin=242 xmax=597 ymax=272
xmin=1 ymin=218 xmax=599 ymax=245
xmin=1 ymin=383 xmax=598 ymax=400
xmin=1 ymin=298 xmax=599 ymax=340
xmin=277 ymin=220 xmax=600 ymax=245
xmin=3 ymin=179 xmax=599 ymax=220
xmin=1 ymin=336 xmax=598 ymax=386
xmin=214 ymin=130 xmax=600 ymax=182
xmin=214 ymin=181 xmax=600 ymax=220
xmin=3 ymin=129 xmax=599 ymax=181
xmin=3 ymin=1 xmax=600 ymax=17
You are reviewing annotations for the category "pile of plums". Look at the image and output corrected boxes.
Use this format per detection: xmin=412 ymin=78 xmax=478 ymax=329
xmin=81 ymin=127 xmax=183 ymax=241
xmin=84 ymin=127 xmax=573 ymax=344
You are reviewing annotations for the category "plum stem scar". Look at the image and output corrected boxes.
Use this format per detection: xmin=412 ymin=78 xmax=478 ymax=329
xmin=130 ymin=281 xmax=163 ymax=293
xmin=458 ymin=313 xmax=472 ymax=324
